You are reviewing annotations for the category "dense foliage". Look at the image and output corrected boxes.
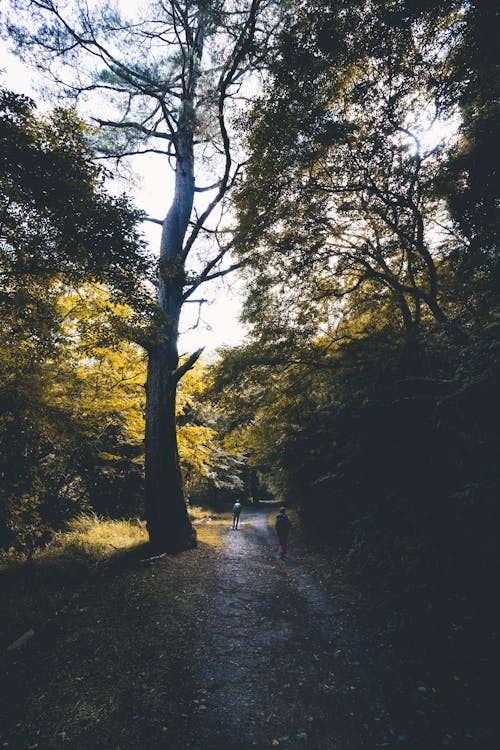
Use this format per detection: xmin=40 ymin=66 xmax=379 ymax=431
xmin=0 ymin=91 xmax=150 ymax=552
xmin=212 ymin=0 xmax=500 ymax=611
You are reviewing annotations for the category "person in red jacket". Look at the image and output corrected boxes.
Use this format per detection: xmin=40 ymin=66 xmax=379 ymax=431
xmin=275 ymin=506 xmax=291 ymax=558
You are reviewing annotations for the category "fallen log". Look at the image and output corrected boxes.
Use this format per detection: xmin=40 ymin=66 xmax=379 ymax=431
xmin=7 ymin=628 xmax=35 ymax=651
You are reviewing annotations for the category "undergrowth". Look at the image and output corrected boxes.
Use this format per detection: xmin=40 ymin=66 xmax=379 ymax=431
xmin=0 ymin=515 xmax=148 ymax=648
xmin=0 ymin=509 xmax=235 ymax=648
xmin=1 ymin=513 xmax=148 ymax=569
xmin=45 ymin=514 xmax=148 ymax=562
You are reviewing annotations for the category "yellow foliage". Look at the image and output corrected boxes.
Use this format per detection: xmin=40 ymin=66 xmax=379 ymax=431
xmin=8 ymin=284 xmax=222 ymax=522
xmin=177 ymin=361 xmax=218 ymax=482
xmin=176 ymin=359 xmax=209 ymax=412
xmin=178 ymin=424 xmax=216 ymax=474
xmin=56 ymin=290 xmax=223 ymax=465
xmin=54 ymin=284 xmax=146 ymax=445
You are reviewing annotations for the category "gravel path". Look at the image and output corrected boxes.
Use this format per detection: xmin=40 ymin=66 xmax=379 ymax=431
xmin=1 ymin=507 xmax=395 ymax=750
xmin=184 ymin=506 xmax=394 ymax=749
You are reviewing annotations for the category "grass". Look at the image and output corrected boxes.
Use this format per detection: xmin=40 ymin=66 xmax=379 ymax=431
xmin=0 ymin=513 xmax=148 ymax=572
xmin=0 ymin=508 xmax=234 ymax=651
xmin=0 ymin=513 xmax=224 ymax=750
xmin=0 ymin=514 xmax=148 ymax=649
xmin=45 ymin=513 xmax=148 ymax=562
xmin=189 ymin=504 xmax=231 ymax=547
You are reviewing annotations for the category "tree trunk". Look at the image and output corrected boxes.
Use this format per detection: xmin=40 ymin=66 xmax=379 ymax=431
xmin=145 ymin=346 xmax=195 ymax=550
xmin=144 ymin=107 xmax=198 ymax=551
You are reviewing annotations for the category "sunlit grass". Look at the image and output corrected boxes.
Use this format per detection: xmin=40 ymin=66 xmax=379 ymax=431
xmin=0 ymin=514 xmax=148 ymax=576
xmin=41 ymin=514 xmax=148 ymax=564
xmin=189 ymin=505 xmax=231 ymax=547
xmin=0 ymin=515 xmax=147 ymax=646
xmin=188 ymin=504 xmax=217 ymax=522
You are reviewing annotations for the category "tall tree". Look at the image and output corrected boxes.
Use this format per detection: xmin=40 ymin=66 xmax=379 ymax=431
xmin=6 ymin=0 xmax=279 ymax=549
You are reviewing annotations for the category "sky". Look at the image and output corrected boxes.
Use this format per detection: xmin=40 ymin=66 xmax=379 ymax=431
xmin=0 ymin=38 xmax=248 ymax=355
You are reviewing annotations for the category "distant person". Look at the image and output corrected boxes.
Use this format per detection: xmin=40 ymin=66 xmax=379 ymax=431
xmin=232 ymin=501 xmax=242 ymax=529
xmin=275 ymin=505 xmax=291 ymax=558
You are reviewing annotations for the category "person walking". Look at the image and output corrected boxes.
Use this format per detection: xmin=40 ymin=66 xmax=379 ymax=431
xmin=275 ymin=505 xmax=291 ymax=558
xmin=232 ymin=501 xmax=242 ymax=529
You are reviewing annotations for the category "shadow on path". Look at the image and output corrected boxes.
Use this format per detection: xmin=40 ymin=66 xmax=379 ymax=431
xmin=185 ymin=506 xmax=394 ymax=749
xmin=1 ymin=508 xmax=395 ymax=750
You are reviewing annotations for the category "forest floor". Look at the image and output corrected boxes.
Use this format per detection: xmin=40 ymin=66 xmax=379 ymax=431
xmin=0 ymin=505 xmax=495 ymax=750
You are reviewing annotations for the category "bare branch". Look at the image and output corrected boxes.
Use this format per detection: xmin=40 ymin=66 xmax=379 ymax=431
xmin=182 ymin=240 xmax=237 ymax=301
xmin=95 ymin=148 xmax=175 ymax=160
xmin=92 ymin=118 xmax=174 ymax=141
xmin=194 ymin=180 xmax=223 ymax=193
xmin=173 ymin=347 xmax=204 ymax=383
xmin=200 ymin=262 xmax=243 ymax=284
xmin=181 ymin=0 xmax=261 ymax=261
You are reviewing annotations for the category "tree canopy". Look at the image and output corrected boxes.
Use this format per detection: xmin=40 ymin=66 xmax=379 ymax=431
xmin=209 ymin=0 xmax=500 ymax=614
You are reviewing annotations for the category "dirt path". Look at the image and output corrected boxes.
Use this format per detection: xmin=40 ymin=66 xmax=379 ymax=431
xmin=182 ymin=507 xmax=393 ymax=749
xmin=1 ymin=507 xmax=395 ymax=750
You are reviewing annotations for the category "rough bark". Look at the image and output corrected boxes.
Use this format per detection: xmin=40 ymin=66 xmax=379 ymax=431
xmin=144 ymin=100 xmax=199 ymax=550
xmin=145 ymin=346 xmax=196 ymax=550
